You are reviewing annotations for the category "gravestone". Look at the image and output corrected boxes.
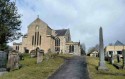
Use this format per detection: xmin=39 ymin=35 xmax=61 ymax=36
xmin=117 ymin=54 xmax=121 ymax=63
xmin=30 ymin=50 xmax=36 ymax=58
xmin=36 ymin=47 xmax=44 ymax=64
xmin=98 ymin=27 xmax=108 ymax=70
xmin=110 ymin=52 xmax=114 ymax=64
xmin=45 ymin=54 xmax=50 ymax=61
xmin=0 ymin=51 xmax=7 ymax=71
xmin=19 ymin=53 xmax=24 ymax=60
xmin=122 ymin=49 xmax=125 ymax=69
xmin=7 ymin=50 xmax=20 ymax=71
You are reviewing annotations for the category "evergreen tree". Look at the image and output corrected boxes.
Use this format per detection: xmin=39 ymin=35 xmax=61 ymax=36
xmin=0 ymin=0 xmax=21 ymax=50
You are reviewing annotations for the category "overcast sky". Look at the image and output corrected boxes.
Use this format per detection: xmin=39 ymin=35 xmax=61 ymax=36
xmin=9 ymin=0 xmax=125 ymax=50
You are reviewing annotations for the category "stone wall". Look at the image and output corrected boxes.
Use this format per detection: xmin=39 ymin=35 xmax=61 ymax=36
xmin=74 ymin=44 xmax=81 ymax=56
xmin=13 ymin=43 xmax=22 ymax=53
xmin=65 ymin=42 xmax=81 ymax=55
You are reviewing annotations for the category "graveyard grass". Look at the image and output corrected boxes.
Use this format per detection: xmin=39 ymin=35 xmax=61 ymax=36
xmin=87 ymin=56 xmax=125 ymax=79
xmin=0 ymin=54 xmax=72 ymax=79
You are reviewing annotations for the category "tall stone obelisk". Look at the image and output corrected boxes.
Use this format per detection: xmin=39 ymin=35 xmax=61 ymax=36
xmin=98 ymin=27 xmax=108 ymax=70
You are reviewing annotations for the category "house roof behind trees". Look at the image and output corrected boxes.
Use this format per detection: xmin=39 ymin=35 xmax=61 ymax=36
xmin=114 ymin=40 xmax=124 ymax=46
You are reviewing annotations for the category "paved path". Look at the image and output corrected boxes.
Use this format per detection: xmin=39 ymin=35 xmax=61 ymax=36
xmin=48 ymin=56 xmax=90 ymax=79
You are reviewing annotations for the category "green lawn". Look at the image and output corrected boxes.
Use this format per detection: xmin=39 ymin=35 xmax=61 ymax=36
xmin=58 ymin=54 xmax=74 ymax=58
xmin=0 ymin=54 xmax=67 ymax=79
xmin=87 ymin=56 xmax=125 ymax=79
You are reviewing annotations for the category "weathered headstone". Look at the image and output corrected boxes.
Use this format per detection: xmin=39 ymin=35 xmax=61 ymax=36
xmin=45 ymin=55 xmax=49 ymax=61
xmin=45 ymin=49 xmax=52 ymax=60
xmin=122 ymin=49 xmax=125 ymax=69
xmin=98 ymin=27 xmax=108 ymax=70
xmin=117 ymin=54 xmax=121 ymax=63
xmin=19 ymin=53 xmax=24 ymax=60
xmin=0 ymin=51 xmax=7 ymax=71
xmin=110 ymin=52 xmax=114 ymax=64
xmin=36 ymin=47 xmax=44 ymax=64
xmin=57 ymin=52 xmax=59 ymax=55
xmin=105 ymin=53 xmax=110 ymax=62
xmin=30 ymin=50 xmax=36 ymax=58
xmin=7 ymin=50 xmax=20 ymax=71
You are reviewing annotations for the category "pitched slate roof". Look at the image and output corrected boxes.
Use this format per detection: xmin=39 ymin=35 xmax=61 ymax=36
xmin=13 ymin=42 xmax=22 ymax=45
xmin=23 ymin=34 xmax=28 ymax=38
xmin=114 ymin=40 xmax=124 ymax=46
xmin=28 ymin=17 xmax=47 ymax=28
xmin=55 ymin=29 xmax=68 ymax=36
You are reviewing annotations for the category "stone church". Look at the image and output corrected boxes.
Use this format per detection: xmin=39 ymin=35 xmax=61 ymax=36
xmin=13 ymin=17 xmax=81 ymax=55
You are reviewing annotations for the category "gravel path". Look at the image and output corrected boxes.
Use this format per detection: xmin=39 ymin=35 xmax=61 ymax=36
xmin=48 ymin=56 xmax=90 ymax=79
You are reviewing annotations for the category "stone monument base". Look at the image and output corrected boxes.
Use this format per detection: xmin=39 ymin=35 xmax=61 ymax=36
xmin=98 ymin=66 xmax=108 ymax=71
xmin=110 ymin=60 xmax=114 ymax=64
xmin=98 ymin=61 xmax=108 ymax=71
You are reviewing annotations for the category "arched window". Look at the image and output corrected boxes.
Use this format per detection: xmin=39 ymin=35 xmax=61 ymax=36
xmin=69 ymin=45 xmax=71 ymax=53
xmin=16 ymin=46 xmax=17 ymax=50
xmin=55 ymin=38 xmax=57 ymax=46
xmin=39 ymin=35 xmax=41 ymax=45
xmin=32 ymin=36 xmax=34 ymax=45
xmin=37 ymin=32 xmax=39 ymax=45
xmin=72 ymin=45 xmax=74 ymax=52
xmin=18 ymin=46 xmax=19 ymax=50
xmin=69 ymin=45 xmax=74 ymax=53
xmin=34 ymin=32 xmax=41 ymax=46
xmin=58 ymin=38 xmax=60 ymax=46
xmin=55 ymin=38 xmax=60 ymax=51
xmin=16 ymin=46 xmax=19 ymax=50
xmin=35 ymin=32 xmax=37 ymax=45
xmin=55 ymin=38 xmax=60 ymax=46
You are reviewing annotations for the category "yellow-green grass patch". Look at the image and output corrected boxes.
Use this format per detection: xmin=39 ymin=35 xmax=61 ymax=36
xmin=0 ymin=54 xmax=64 ymax=79
xmin=87 ymin=56 xmax=125 ymax=79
